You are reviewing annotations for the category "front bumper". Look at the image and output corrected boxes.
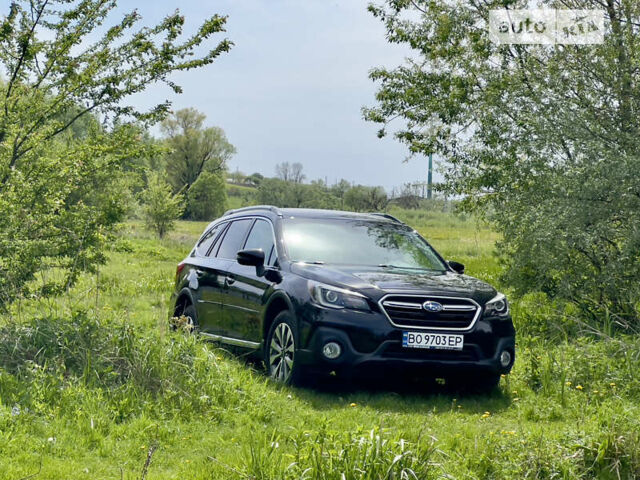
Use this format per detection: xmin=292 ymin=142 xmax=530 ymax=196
xmin=296 ymin=306 xmax=515 ymax=377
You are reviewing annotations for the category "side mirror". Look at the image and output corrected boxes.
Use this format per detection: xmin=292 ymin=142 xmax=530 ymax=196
xmin=448 ymin=260 xmax=465 ymax=274
xmin=237 ymin=249 xmax=266 ymax=276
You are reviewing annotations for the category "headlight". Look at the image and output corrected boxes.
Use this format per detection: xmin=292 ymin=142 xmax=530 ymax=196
xmin=484 ymin=292 xmax=509 ymax=318
xmin=308 ymin=281 xmax=371 ymax=312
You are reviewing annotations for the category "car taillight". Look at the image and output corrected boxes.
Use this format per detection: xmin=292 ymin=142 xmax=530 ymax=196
xmin=176 ymin=262 xmax=185 ymax=280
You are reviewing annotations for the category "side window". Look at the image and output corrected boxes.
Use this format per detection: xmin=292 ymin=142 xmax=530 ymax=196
xmin=244 ymin=219 xmax=276 ymax=266
xmin=216 ymin=219 xmax=252 ymax=259
xmin=207 ymin=223 xmax=229 ymax=257
xmin=195 ymin=224 xmax=222 ymax=257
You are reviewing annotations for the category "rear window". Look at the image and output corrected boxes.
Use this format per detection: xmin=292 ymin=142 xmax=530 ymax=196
xmin=194 ymin=224 xmax=224 ymax=256
xmin=216 ymin=219 xmax=253 ymax=259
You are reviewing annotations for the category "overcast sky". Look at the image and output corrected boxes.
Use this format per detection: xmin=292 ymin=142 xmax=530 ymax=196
xmin=129 ymin=0 xmax=435 ymax=191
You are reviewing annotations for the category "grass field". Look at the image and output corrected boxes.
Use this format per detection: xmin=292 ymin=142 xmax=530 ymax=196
xmin=1 ymin=210 xmax=639 ymax=479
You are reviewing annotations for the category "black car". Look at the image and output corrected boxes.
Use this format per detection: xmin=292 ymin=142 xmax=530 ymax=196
xmin=170 ymin=206 xmax=515 ymax=390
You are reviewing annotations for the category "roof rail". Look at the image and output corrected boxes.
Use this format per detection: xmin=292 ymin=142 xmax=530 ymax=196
xmin=222 ymin=205 xmax=281 ymax=217
xmin=369 ymin=212 xmax=403 ymax=223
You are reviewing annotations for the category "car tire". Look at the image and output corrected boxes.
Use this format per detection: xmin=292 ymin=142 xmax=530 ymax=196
xmin=265 ymin=311 xmax=302 ymax=385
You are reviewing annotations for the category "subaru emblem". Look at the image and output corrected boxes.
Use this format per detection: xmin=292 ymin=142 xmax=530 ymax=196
xmin=423 ymin=301 xmax=444 ymax=312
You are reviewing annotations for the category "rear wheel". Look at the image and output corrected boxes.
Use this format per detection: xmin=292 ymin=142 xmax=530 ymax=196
xmin=172 ymin=301 xmax=198 ymax=333
xmin=265 ymin=312 xmax=302 ymax=385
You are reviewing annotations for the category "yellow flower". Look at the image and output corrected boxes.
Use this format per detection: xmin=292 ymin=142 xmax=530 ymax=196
xmin=350 ymin=403 xmax=357 ymax=407
xmin=575 ymin=385 xmax=583 ymax=390
xmin=513 ymin=397 xmax=520 ymax=402
xmin=481 ymin=411 xmax=491 ymax=419
xmin=593 ymin=390 xmax=598 ymax=394
xmin=610 ymin=382 xmax=616 ymax=387
xmin=565 ymin=381 xmax=572 ymax=386
xmin=501 ymin=430 xmax=516 ymax=435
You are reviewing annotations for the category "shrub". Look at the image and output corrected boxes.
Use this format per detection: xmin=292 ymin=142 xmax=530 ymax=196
xmin=141 ymin=172 xmax=185 ymax=238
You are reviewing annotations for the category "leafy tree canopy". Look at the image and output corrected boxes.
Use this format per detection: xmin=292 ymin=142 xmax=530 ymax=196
xmin=0 ymin=0 xmax=231 ymax=306
xmin=161 ymin=108 xmax=235 ymax=194
xmin=365 ymin=0 xmax=640 ymax=326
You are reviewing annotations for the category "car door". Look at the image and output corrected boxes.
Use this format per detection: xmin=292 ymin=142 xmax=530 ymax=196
xmin=224 ymin=218 xmax=278 ymax=343
xmin=190 ymin=223 xmax=231 ymax=333
xmin=212 ymin=218 xmax=254 ymax=338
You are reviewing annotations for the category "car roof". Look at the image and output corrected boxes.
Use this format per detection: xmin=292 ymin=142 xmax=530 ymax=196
xmin=222 ymin=206 xmax=402 ymax=224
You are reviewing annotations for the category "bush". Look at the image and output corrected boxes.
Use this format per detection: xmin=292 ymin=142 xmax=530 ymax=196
xmin=141 ymin=172 xmax=185 ymax=238
xmin=186 ymin=171 xmax=227 ymax=220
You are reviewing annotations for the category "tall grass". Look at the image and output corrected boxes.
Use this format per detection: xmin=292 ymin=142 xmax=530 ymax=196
xmin=1 ymin=211 xmax=640 ymax=479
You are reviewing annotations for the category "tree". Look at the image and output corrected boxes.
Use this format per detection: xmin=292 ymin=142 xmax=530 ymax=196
xmin=365 ymin=1 xmax=640 ymax=327
xmin=161 ymin=108 xmax=234 ymax=219
xmin=162 ymin=108 xmax=235 ymax=192
xmin=0 ymin=0 xmax=231 ymax=306
xmin=246 ymin=172 xmax=264 ymax=186
xmin=275 ymin=162 xmax=305 ymax=183
xmin=186 ymin=171 xmax=227 ymax=221
xmin=256 ymin=178 xmax=340 ymax=209
xmin=344 ymin=186 xmax=388 ymax=212
xmin=228 ymin=169 xmax=246 ymax=184
xmin=141 ymin=172 xmax=185 ymax=239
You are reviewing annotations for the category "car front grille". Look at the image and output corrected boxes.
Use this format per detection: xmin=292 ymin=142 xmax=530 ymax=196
xmin=379 ymin=294 xmax=480 ymax=331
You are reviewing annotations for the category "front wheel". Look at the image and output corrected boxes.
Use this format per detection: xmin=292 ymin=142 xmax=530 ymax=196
xmin=265 ymin=312 xmax=302 ymax=385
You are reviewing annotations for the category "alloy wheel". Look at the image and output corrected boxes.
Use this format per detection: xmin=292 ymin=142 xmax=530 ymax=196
xmin=269 ymin=322 xmax=295 ymax=382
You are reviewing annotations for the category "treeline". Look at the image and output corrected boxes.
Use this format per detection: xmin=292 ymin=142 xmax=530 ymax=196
xmin=227 ymin=162 xmax=451 ymax=213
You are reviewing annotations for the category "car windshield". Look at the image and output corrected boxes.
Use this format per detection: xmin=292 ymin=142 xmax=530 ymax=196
xmin=282 ymin=217 xmax=447 ymax=271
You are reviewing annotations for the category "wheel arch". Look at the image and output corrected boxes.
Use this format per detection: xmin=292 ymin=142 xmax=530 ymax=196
xmin=173 ymin=288 xmax=196 ymax=316
xmin=262 ymin=291 xmax=295 ymax=341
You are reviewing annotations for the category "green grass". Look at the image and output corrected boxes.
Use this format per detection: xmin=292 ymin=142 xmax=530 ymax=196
xmin=1 ymin=210 xmax=640 ymax=479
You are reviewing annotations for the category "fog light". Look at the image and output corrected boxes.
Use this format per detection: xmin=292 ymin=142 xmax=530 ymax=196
xmin=500 ymin=350 xmax=512 ymax=368
xmin=322 ymin=342 xmax=342 ymax=359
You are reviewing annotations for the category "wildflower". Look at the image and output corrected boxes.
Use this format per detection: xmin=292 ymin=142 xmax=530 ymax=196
xmin=350 ymin=403 xmax=357 ymax=407
xmin=575 ymin=385 xmax=583 ymax=390
xmin=513 ymin=397 xmax=520 ymax=402
xmin=610 ymin=382 xmax=616 ymax=387
xmin=481 ymin=411 xmax=491 ymax=419
xmin=593 ymin=390 xmax=598 ymax=394
xmin=501 ymin=430 xmax=516 ymax=435
xmin=565 ymin=381 xmax=572 ymax=386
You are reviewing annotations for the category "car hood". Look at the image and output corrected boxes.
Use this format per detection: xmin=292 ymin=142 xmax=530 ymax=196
xmin=289 ymin=263 xmax=497 ymax=304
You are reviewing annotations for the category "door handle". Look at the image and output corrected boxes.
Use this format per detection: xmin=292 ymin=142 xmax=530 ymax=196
xmin=225 ymin=275 xmax=236 ymax=286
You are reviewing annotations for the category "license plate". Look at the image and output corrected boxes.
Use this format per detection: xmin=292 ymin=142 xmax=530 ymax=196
xmin=402 ymin=331 xmax=464 ymax=350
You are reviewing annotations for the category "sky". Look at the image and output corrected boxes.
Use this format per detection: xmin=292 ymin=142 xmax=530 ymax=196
xmin=126 ymin=0 xmax=435 ymax=191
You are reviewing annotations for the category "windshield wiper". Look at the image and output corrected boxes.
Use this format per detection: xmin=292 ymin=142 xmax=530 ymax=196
xmin=378 ymin=264 xmax=440 ymax=271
